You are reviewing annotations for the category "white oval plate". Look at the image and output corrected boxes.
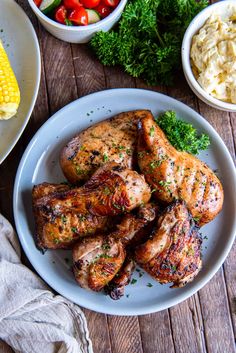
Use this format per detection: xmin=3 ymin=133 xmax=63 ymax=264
xmin=0 ymin=0 xmax=41 ymax=164
xmin=13 ymin=89 xmax=236 ymax=316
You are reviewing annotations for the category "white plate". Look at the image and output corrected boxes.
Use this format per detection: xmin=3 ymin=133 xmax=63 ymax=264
xmin=0 ymin=0 xmax=41 ymax=164
xmin=13 ymin=88 xmax=236 ymax=316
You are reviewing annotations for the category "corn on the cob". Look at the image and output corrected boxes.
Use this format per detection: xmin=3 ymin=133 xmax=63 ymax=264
xmin=0 ymin=40 xmax=20 ymax=120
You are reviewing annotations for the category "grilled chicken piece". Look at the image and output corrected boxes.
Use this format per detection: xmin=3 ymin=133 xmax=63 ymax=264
xmin=33 ymin=182 xmax=109 ymax=250
xmin=73 ymin=204 xmax=158 ymax=292
xmin=73 ymin=235 xmax=126 ymax=291
xmin=135 ymin=201 xmax=202 ymax=288
xmin=137 ymin=113 xmax=224 ymax=226
xmin=104 ymin=257 xmax=136 ymax=300
xmin=35 ymin=163 xmax=151 ymax=217
xmin=60 ymin=110 xmax=151 ymax=184
xmin=33 ymin=163 xmax=151 ymax=250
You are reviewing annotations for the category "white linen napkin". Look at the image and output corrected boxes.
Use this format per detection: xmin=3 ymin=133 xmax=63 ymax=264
xmin=0 ymin=214 xmax=93 ymax=353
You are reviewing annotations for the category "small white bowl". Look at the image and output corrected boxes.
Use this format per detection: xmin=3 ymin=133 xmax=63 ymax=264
xmin=182 ymin=0 xmax=236 ymax=112
xmin=28 ymin=0 xmax=127 ymax=43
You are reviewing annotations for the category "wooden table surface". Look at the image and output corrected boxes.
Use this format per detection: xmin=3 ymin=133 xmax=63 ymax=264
xmin=1 ymin=1 xmax=236 ymax=352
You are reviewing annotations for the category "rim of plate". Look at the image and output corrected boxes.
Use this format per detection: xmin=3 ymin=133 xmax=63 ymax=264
xmin=0 ymin=0 xmax=41 ymax=164
xmin=13 ymin=88 xmax=236 ymax=315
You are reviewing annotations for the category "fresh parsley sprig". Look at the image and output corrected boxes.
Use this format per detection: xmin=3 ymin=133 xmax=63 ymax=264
xmin=156 ymin=111 xmax=210 ymax=155
xmin=90 ymin=0 xmax=208 ymax=85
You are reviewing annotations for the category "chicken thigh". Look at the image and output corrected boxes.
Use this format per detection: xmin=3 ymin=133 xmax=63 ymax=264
xmin=135 ymin=201 xmax=202 ymax=287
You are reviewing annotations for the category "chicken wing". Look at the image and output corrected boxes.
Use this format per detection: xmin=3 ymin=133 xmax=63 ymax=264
xmin=137 ymin=112 xmax=224 ymax=225
xmin=60 ymin=110 xmax=151 ymax=184
xmin=72 ymin=204 xmax=158 ymax=292
xmin=135 ymin=201 xmax=202 ymax=288
xmin=33 ymin=163 xmax=151 ymax=250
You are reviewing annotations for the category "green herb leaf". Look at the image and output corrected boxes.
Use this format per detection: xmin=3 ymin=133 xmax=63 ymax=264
xmin=156 ymin=111 xmax=210 ymax=155
xmin=103 ymin=153 xmax=109 ymax=162
xmin=131 ymin=278 xmax=137 ymax=285
xmin=147 ymin=283 xmax=153 ymax=287
xmin=90 ymin=0 xmax=208 ymax=86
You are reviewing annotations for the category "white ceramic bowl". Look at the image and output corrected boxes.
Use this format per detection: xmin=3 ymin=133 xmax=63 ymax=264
xmin=182 ymin=0 xmax=236 ymax=112
xmin=27 ymin=0 xmax=127 ymax=43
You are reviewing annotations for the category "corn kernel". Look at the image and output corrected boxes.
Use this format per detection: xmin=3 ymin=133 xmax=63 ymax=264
xmin=0 ymin=41 xmax=20 ymax=120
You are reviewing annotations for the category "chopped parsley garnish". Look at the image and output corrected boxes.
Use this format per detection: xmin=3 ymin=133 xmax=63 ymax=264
xmin=149 ymin=126 xmax=155 ymax=137
xmin=147 ymin=283 xmax=153 ymax=287
xmin=103 ymin=187 xmax=112 ymax=196
xmin=71 ymin=227 xmax=77 ymax=233
xmin=103 ymin=153 xmax=109 ymax=162
xmin=61 ymin=215 xmax=67 ymax=224
xmin=131 ymin=278 xmax=137 ymax=285
xmin=156 ymin=111 xmax=210 ymax=155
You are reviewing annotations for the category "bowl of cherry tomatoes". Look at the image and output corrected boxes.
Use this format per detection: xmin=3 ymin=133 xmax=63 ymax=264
xmin=28 ymin=0 xmax=127 ymax=43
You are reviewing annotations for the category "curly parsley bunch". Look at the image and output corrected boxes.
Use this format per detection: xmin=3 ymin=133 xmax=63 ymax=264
xmin=90 ymin=0 xmax=208 ymax=85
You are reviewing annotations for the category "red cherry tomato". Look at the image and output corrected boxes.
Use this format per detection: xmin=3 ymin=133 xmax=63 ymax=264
xmin=103 ymin=0 xmax=116 ymax=7
xmin=33 ymin=0 xmax=42 ymax=7
xmin=68 ymin=7 xmax=88 ymax=25
xmin=80 ymin=0 xmax=100 ymax=8
xmin=63 ymin=0 xmax=82 ymax=10
xmin=55 ymin=5 xmax=67 ymax=24
xmin=94 ymin=3 xmax=111 ymax=18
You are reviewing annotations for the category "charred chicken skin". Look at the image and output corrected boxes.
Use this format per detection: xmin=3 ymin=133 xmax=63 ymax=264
xmin=104 ymin=257 xmax=136 ymax=300
xmin=60 ymin=110 xmax=151 ymax=184
xmin=32 ymin=182 xmax=109 ymax=250
xmin=35 ymin=163 xmax=151 ymax=217
xmin=72 ymin=204 xmax=158 ymax=292
xmin=33 ymin=163 xmax=151 ymax=250
xmin=135 ymin=201 xmax=202 ymax=288
xmin=137 ymin=113 xmax=224 ymax=226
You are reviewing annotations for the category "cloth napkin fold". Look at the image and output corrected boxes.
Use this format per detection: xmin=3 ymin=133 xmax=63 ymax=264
xmin=0 ymin=214 xmax=93 ymax=353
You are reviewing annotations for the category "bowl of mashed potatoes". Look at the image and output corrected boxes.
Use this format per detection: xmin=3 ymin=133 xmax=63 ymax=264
xmin=182 ymin=0 xmax=236 ymax=112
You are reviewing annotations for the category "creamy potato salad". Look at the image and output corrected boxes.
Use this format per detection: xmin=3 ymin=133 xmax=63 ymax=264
xmin=191 ymin=10 xmax=236 ymax=104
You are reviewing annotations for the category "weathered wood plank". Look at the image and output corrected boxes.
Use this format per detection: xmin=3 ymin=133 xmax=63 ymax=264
xmin=105 ymin=66 xmax=136 ymax=88
xmin=170 ymin=296 xmax=207 ymax=353
xmin=107 ymin=315 xmax=143 ymax=353
xmin=199 ymin=270 xmax=236 ymax=353
xmin=40 ymin=26 xmax=77 ymax=114
xmin=139 ymin=311 xmax=175 ymax=353
xmin=192 ymin=98 xmax=236 ymax=353
xmin=71 ymin=44 xmax=106 ymax=96
xmin=83 ymin=309 xmax=112 ymax=353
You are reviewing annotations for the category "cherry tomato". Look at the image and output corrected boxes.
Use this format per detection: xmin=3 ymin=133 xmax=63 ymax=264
xmin=80 ymin=0 xmax=100 ymax=8
xmin=33 ymin=0 xmax=42 ymax=7
xmin=103 ymin=0 xmax=116 ymax=7
xmin=55 ymin=5 xmax=67 ymax=24
xmin=63 ymin=0 xmax=82 ymax=10
xmin=94 ymin=3 xmax=111 ymax=18
xmin=68 ymin=7 xmax=88 ymax=25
